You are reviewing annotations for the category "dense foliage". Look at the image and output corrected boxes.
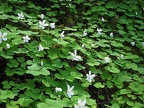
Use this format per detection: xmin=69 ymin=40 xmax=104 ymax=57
xmin=0 ymin=0 xmax=144 ymax=108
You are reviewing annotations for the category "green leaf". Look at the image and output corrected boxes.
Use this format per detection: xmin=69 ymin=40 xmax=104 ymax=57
xmin=110 ymin=103 xmax=120 ymax=108
xmin=26 ymin=68 xmax=50 ymax=76
xmin=17 ymin=57 xmax=25 ymax=63
xmin=27 ymin=64 xmax=40 ymax=70
xmin=37 ymin=103 xmax=48 ymax=108
xmin=55 ymin=73 xmax=64 ymax=80
xmin=105 ymin=65 xmax=120 ymax=73
xmin=120 ymin=89 xmax=131 ymax=94
xmin=138 ymin=67 xmax=144 ymax=74
xmin=53 ymin=39 xmax=68 ymax=46
xmin=131 ymin=63 xmax=139 ymax=70
xmin=126 ymin=101 xmax=134 ymax=106
xmin=75 ymin=64 xmax=86 ymax=70
xmin=17 ymin=98 xmax=33 ymax=107
xmin=0 ymin=90 xmax=15 ymax=99
xmin=45 ymin=99 xmax=64 ymax=108
xmin=94 ymin=82 xmax=105 ymax=88
xmin=0 ymin=15 xmax=8 ymax=19
xmin=6 ymin=103 xmax=19 ymax=108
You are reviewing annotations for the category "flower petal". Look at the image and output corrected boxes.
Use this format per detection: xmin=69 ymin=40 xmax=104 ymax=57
xmin=3 ymin=32 xmax=7 ymax=36
xmin=82 ymin=99 xmax=86 ymax=106
xmin=67 ymin=85 xmax=70 ymax=90
xmin=78 ymin=99 xmax=82 ymax=105
xmin=70 ymin=86 xmax=74 ymax=91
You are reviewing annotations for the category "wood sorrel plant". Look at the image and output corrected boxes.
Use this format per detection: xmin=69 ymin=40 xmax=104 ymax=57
xmin=0 ymin=0 xmax=144 ymax=108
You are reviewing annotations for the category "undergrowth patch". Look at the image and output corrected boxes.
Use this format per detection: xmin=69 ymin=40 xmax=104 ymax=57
xmin=0 ymin=0 xmax=144 ymax=108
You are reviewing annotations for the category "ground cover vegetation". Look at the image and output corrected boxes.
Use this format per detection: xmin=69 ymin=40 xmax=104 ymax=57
xmin=0 ymin=0 xmax=144 ymax=108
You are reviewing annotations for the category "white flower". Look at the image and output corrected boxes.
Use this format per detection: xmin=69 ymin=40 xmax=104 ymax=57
xmin=83 ymin=29 xmax=87 ymax=36
xmin=71 ymin=50 xmax=82 ymax=61
xmin=135 ymin=12 xmax=138 ymax=15
xmin=74 ymin=99 xmax=87 ymax=108
xmin=110 ymin=32 xmax=113 ymax=37
xmin=67 ymin=85 xmax=74 ymax=98
xmin=131 ymin=42 xmax=135 ymax=46
xmin=39 ymin=20 xmax=48 ymax=29
xmin=40 ymin=14 xmax=44 ymax=19
xmin=86 ymin=71 xmax=95 ymax=83
xmin=38 ymin=44 xmax=44 ymax=51
xmin=6 ymin=43 xmax=10 ymax=48
xmin=82 ymin=44 xmax=85 ymax=48
xmin=40 ymin=60 xmax=43 ymax=66
xmin=18 ymin=12 xmax=24 ymax=20
xmin=118 ymin=54 xmax=124 ymax=60
xmin=60 ymin=31 xmax=65 ymax=38
xmin=104 ymin=57 xmax=110 ymax=63
xmin=120 ymin=54 xmax=124 ymax=59
xmin=23 ymin=36 xmax=30 ymax=43
xmin=142 ymin=42 xmax=144 ymax=46
xmin=50 ymin=23 xmax=55 ymax=29
xmin=91 ymin=44 xmax=95 ymax=47
xmin=102 ymin=17 xmax=105 ymax=22
xmin=0 ymin=32 xmax=7 ymax=43
xmin=55 ymin=87 xmax=62 ymax=92
xmin=97 ymin=28 xmax=102 ymax=35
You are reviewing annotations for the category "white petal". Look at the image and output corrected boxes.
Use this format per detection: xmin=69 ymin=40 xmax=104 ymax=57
xmin=0 ymin=39 xmax=2 ymax=43
xmin=74 ymin=50 xmax=77 ymax=55
xmin=44 ymin=23 xmax=48 ymax=26
xmin=70 ymin=86 xmax=74 ymax=91
xmin=38 ymin=44 xmax=44 ymax=51
xmin=6 ymin=43 xmax=10 ymax=48
xmin=87 ymin=77 xmax=92 ymax=83
xmin=110 ymin=32 xmax=113 ymax=37
xmin=131 ymin=42 xmax=135 ymax=46
xmin=70 ymin=91 xmax=74 ymax=95
xmin=40 ymin=14 xmax=44 ymax=19
xmin=82 ymin=44 xmax=85 ymax=47
xmin=74 ymin=105 xmax=79 ymax=108
xmin=73 ymin=58 xmax=79 ymax=61
xmin=71 ymin=53 xmax=75 ymax=57
xmin=78 ymin=99 xmax=82 ymax=105
xmin=81 ymin=100 xmax=86 ymax=106
xmin=97 ymin=28 xmax=102 ymax=32
xmin=67 ymin=91 xmax=73 ymax=98
xmin=61 ymin=31 xmax=64 ymax=34
xmin=89 ymin=71 xmax=91 ymax=75
xmin=42 ymin=26 xmax=45 ymax=29
xmin=3 ymin=32 xmax=7 ymax=36
xmin=67 ymin=85 xmax=70 ymax=90
xmin=91 ymin=74 xmax=96 ymax=78
xmin=2 ymin=37 xmax=7 ymax=41
xmin=50 ymin=23 xmax=55 ymax=28
xmin=43 ymin=20 xmax=46 ymax=23
xmin=39 ymin=21 xmax=42 ymax=24
xmin=77 ymin=55 xmax=81 ymax=59
xmin=55 ymin=87 xmax=62 ymax=92
xmin=40 ymin=61 xmax=44 ymax=66
xmin=102 ymin=17 xmax=105 ymax=22
xmin=67 ymin=92 xmax=70 ymax=97
xmin=83 ymin=29 xmax=87 ymax=36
